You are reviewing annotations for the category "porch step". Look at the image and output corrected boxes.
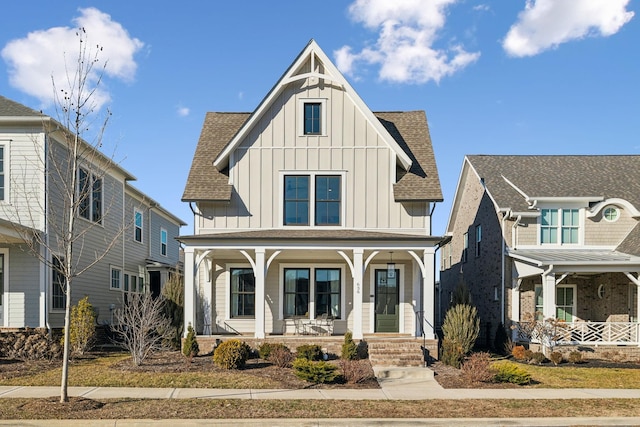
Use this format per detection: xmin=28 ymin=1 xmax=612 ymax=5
xmin=367 ymin=338 xmax=436 ymax=367
xmin=374 ymin=366 xmax=435 ymax=380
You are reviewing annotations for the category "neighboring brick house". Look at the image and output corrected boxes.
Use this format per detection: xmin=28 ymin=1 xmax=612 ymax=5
xmin=0 ymin=95 xmax=185 ymax=329
xmin=440 ymin=155 xmax=640 ymax=359
xmin=180 ymin=40 xmax=443 ymax=345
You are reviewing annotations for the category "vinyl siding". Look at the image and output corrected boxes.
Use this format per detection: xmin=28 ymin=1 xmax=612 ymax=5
xmin=4 ymin=245 xmax=40 ymax=327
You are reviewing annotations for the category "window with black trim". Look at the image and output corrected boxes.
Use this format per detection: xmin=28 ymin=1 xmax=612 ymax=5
xmin=230 ymin=268 xmax=255 ymax=318
xmin=284 ymin=268 xmax=310 ymax=317
xmin=284 ymin=175 xmax=309 ymax=225
xmin=52 ymin=256 xmax=66 ymax=310
xmin=78 ymin=167 xmax=102 ymax=224
xmin=304 ymin=102 xmax=321 ymax=135
xmin=134 ymin=209 xmax=143 ymax=242
xmin=315 ymin=268 xmax=341 ymax=318
xmin=283 ymin=174 xmax=341 ymax=226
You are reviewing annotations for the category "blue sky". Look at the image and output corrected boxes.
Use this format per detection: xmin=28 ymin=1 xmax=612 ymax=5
xmin=1 ymin=1 xmax=638 ymax=237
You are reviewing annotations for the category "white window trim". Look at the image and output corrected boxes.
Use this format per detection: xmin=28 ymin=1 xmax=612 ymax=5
xmin=0 ymin=249 xmax=8 ymax=326
xmin=225 ymin=263 xmax=254 ymax=321
xmin=538 ymin=206 xmax=584 ymax=246
xmin=160 ymin=227 xmax=168 ymax=257
xmin=475 ymin=225 xmax=482 ymax=257
xmin=298 ymin=98 xmax=327 ymax=136
xmin=279 ymin=170 xmax=346 ymax=229
xmin=134 ymin=207 xmax=144 ymax=243
xmin=277 ymin=263 xmax=346 ymax=321
xmin=603 ymin=205 xmax=620 ymax=223
xmin=77 ymin=166 xmax=104 ymax=226
xmin=0 ymin=144 xmax=8 ymax=203
xmin=368 ymin=263 xmax=405 ymax=334
xmin=110 ymin=265 xmax=122 ymax=290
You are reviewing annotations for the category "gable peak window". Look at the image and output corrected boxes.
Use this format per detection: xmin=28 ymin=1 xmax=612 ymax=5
xmin=299 ymin=98 xmax=327 ymax=136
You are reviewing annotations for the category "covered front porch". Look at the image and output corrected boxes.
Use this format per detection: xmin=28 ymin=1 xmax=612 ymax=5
xmin=508 ymin=248 xmax=640 ymax=353
xmin=179 ymin=230 xmax=439 ymax=341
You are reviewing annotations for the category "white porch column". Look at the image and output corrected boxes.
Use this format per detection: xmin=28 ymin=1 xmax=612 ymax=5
xmin=422 ymin=249 xmax=436 ymax=340
xmin=352 ymin=249 xmax=364 ymax=339
xmin=183 ymin=247 xmax=196 ymax=337
xmin=254 ymin=248 xmax=266 ymax=339
xmin=511 ymin=278 xmax=521 ymax=341
xmin=542 ymin=272 xmax=556 ymax=320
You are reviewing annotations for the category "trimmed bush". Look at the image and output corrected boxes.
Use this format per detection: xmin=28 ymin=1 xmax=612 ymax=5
xmin=568 ymin=351 xmax=583 ymax=364
xmin=522 ymin=349 xmax=534 ymax=362
xmin=492 ymin=361 xmax=531 ymax=385
xmin=267 ymin=345 xmax=294 ymax=368
xmin=258 ymin=342 xmax=288 ymax=360
xmin=213 ymin=339 xmax=251 ymax=369
xmin=460 ymin=352 xmax=494 ymax=383
xmin=530 ymin=352 xmax=546 ymax=365
xmin=182 ymin=324 xmax=199 ymax=359
xmin=296 ymin=344 xmax=323 ymax=361
xmin=341 ymin=331 xmax=358 ymax=360
xmin=68 ymin=296 xmax=97 ymax=355
xmin=549 ymin=351 xmax=563 ymax=366
xmin=293 ymin=358 xmax=338 ymax=384
xmin=511 ymin=345 xmax=526 ymax=361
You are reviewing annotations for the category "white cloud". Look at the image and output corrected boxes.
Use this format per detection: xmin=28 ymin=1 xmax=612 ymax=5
xmin=334 ymin=0 xmax=480 ymax=84
xmin=473 ymin=4 xmax=490 ymax=12
xmin=503 ymin=0 xmax=634 ymax=57
xmin=176 ymin=106 xmax=190 ymax=117
xmin=1 ymin=7 xmax=144 ymax=110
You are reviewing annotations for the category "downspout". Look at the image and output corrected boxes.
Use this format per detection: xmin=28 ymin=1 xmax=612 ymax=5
xmin=44 ymin=133 xmax=51 ymax=333
xmin=504 ymin=214 xmax=522 ymax=326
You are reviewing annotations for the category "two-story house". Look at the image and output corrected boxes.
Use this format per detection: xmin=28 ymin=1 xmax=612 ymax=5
xmin=0 ymin=95 xmax=185 ymax=329
xmin=180 ymin=40 xmax=443 ymax=351
xmin=440 ymin=155 xmax=640 ymax=359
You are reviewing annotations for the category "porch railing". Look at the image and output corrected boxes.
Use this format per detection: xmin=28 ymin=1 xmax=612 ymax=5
xmin=514 ymin=321 xmax=640 ymax=346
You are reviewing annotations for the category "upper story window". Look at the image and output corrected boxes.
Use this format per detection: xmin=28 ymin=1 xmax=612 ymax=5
xmin=78 ymin=167 xmax=102 ymax=224
xmin=160 ymin=228 xmax=168 ymax=256
xmin=603 ymin=206 xmax=619 ymax=222
xmin=540 ymin=208 xmax=579 ymax=244
xmin=0 ymin=146 xmax=5 ymax=201
xmin=462 ymin=232 xmax=468 ymax=263
xmin=298 ymin=99 xmax=327 ymax=136
xmin=134 ymin=209 xmax=143 ymax=243
xmin=284 ymin=174 xmax=341 ymax=226
xmin=111 ymin=267 xmax=121 ymax=290
xmin=475 ymin=225 xmax=482 ymax=257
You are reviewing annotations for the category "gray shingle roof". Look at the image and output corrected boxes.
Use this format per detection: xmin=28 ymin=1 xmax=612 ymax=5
xmin=0 ymin=95 xmax=45 ymax=117
xmin=616 ymin=222 xmax=640 ymax=257
xmin=467 ymin=155 xmax=640 ymax=212
xmin=509 ymin=248 xmax=640 ymax=265
xmin=182 ymin=111 xmax=442 ymax=202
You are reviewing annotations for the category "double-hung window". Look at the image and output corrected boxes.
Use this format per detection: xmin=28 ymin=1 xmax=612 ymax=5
xmin=230 ymin=268 xmax=255 ymax=318
xmin=160 ymin=228 xmax=167 ymax=256
xmin=111 ymin=267 xmax=122 ymax=290
xmin=78 ymin=167 xmax=102 ymax=224
xmin=284 ymin=174 xmax=341 ymax=226
xmin=541 ymin=208 xmax=579 ymax=244
xmin=134 ymin=209 xmax=143 ymax=243
xmin=283 ymin=267 xmax=342 ymax=319
xmin=556 ymin=286 xmax=575 ymax=322
xmin=52 ymin=256 xmax=66 ymax=310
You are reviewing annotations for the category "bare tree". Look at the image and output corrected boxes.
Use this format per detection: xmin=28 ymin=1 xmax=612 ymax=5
xmin=3 ymin=28 xmax=126 ymax=402
xmin=112 ymin=293 xmax=172 ymax=366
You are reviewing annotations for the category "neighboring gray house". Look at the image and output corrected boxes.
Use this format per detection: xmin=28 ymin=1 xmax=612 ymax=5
xmin=180 ymin=40 xmax=443 ymax=345
xmin=440 ymin=155 xmax=640 ymax=359
xmin=0 ymin=95 xmax=185 ymax=329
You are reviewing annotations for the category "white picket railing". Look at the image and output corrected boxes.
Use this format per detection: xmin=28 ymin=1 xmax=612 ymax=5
xmin=514 ymin=321 xmax=640 ymax=346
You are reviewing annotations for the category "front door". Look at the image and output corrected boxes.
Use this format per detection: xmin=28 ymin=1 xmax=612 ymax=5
xmin=375 ymin=269 xmax=399 ymax=332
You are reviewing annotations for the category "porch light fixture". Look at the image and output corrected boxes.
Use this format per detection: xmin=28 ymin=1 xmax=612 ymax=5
xmin=387 ymin=252 xmax=395 ymax=279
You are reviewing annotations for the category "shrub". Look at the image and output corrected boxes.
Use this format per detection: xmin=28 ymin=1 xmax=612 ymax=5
xmin=530 ymin=352 xmax=546 ymax=365
xmin=213 ymin=339 xmax=251 ymax=369
xmin=441 ymin=303 xmax=480 ymax=358
xmin=162 ymin=273 xmax=184 ymax=350
xmin=68 ymin=296 xmax=97 ymax=355
xmin=511 ymin=345 xmax=526 ymax=361
xmin=568 ymin=351 xmax=583 ymax=364
xmin=492 ymin=361 xmax=532 ymax=385
xmin=440 ymin=337 xmax=465 ymax=368
xmin=293 ymin=358 xmax=338 ymax=384
xmin=549 ymin=351 xmax=563 ymax=366
xmin=267 ymin=345 xmax=294 ymax=368
xmin=258 ymin=342 xmax=289 ymax=360
xmin=460 ymin=352 xmax=494 ymax=383
xmin=356 ymin=340 xmax=369 ymax=359
xmin=338 ymin=359 xmax=373 ymax=384
xmin=296 ymin=344 xmax=323 ymax=361
xmin=522 ymin=349 xmax=534 ymax=362
xmin=341 ymin=331 xmax=358 ymax=360
xmin=182 ymin=324 xmax=199 ymax=359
